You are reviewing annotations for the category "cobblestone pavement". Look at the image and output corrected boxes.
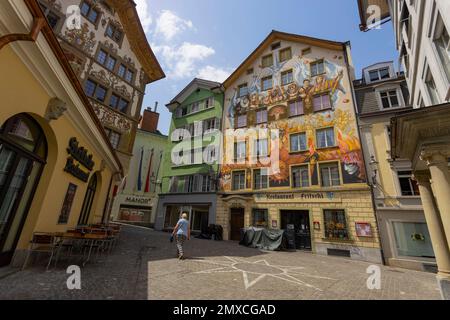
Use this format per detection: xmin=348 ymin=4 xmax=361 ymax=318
xmin=0 ymin=225 xmax=441 ymax=300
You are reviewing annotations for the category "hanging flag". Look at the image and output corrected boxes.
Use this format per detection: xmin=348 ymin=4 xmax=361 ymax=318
xmin=137 ymin=147 xmax=144 ymax=191
xmin=153 ymin=151 xmax=164 ymax=193
xmin=144 ymin=149 xmax=154 ymax=193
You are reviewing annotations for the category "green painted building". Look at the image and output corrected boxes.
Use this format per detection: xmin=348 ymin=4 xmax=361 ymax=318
xmin=155 ymin=78 xmax=224 ymax=232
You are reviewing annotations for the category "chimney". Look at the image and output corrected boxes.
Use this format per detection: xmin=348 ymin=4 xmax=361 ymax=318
xmin=140 ymin=102 xmax=160 ymax=133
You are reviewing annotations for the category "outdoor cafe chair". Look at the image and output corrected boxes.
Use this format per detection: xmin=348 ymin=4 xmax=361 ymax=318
xmin=80 ymin=229 xmax=109 ymax=262
xmin=22 ymin=232 xmax=59 ymax=271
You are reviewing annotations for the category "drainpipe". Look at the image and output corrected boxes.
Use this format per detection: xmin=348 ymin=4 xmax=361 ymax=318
xmin=342 ymin=41 xmax=386 ymax=265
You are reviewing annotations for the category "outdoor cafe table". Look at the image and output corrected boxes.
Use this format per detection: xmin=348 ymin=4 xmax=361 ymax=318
xmin=57 ymin=232 xmax=108 ymax=266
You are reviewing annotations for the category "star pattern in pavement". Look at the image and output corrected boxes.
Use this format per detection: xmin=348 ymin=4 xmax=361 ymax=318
xmin=191 ymin=256 xmax=337 ymax=291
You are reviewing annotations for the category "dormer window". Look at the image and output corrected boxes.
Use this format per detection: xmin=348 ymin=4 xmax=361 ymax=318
xmin=380 ymin=90 xmax=400 ymax=109
xmin=369 ymin=67 xmax=390 ymax=82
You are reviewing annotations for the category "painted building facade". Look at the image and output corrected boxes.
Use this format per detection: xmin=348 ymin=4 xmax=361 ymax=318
xmin=37 ymin=0 xmax=165 ymax=174
xmin=154 ymin=79 xmax=224 ymax=233
xmin=217 ymin=31 xmax=382 ymax=263
xmin=110 ymin=107 xmax=168 ymax=227
xmin=355 ymin=61 xmax=437 ymax=271
xmin=0 ymin=0 xmax=121 ymax=267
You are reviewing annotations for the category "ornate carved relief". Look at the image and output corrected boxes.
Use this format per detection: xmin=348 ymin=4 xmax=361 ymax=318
xmin=121 ymin=55 xmax=135 ymax=68
xmin=45 ymin=97 xmax=67 ymax=121
xmin=89 ymin=67 xmax=133 ymax=100
xmin=44 ymin=0 xmax=62 ymax=11
xmin=63 ymin=23 xmax=96 ymax=56
xmin=139 ymin=68 xmax=146 ymax=89
xmin=101 ymin=39 xmax=118 ymax=55
xmin=105 ymin=17 xmax=123 ymax=30
xmin=92 ymin=102 xmax=132 ymax=133
xmin=115 ymin=84 xmax=132 ymax=100
xmin=91 ymin=69 xmax=111 ymax=86
xmin=62 ymin=47 xmax=86 ymax=77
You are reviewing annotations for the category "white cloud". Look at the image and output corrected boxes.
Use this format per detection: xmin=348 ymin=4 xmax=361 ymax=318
xmin=154 ymin=10 xmax=194 ymax=41
xmin=153 ymin=42 xmax=215 ymax=79
xmin=197 ymin=66 xmax=232 ymax=83
xmin=134 ymin=0 xmax=152 ymax=32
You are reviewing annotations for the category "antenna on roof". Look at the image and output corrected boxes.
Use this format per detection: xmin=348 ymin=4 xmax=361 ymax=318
xmin=154 ymin=101 xmax=159 ymax=113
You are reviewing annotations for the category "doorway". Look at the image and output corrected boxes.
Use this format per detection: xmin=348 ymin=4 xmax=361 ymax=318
xmin=280 ymin=210 xmax=311 ymax=250
xmin=0 ymin=114 xmax=47 ymax=266
xmin=78 ymin=173 xmax=98 ymax=226
xmin=230 ymin=208 xmax=245 ymax=241
xmin=191 ymin=207 xmax=209 ymax=233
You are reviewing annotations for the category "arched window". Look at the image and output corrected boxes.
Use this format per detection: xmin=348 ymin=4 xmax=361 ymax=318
xmin=78 ymin=173 xmax=98 ymax=226
xmin=0 ymin=114 xmax=47 ymax=266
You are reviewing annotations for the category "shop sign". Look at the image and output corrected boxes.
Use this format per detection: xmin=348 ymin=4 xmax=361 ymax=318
xmin=64 ymin=137 xmax=94 ymax=182
xmin=125 ymin=196 xmax=152 ymax=205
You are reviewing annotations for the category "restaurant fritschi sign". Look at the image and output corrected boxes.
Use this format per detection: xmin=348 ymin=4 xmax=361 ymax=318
xmin=64 ymin=137 xmax=95 ymax=182
xmin=255 ymin=192 xmax=339 ymax=202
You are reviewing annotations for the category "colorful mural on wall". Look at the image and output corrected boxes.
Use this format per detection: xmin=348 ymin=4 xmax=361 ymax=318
xmin=220 ymin=51 xmax=366 ymax=191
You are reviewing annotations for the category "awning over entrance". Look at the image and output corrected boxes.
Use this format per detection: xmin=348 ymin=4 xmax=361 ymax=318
xmin=390 ymin=103 xmax=450 ymax=171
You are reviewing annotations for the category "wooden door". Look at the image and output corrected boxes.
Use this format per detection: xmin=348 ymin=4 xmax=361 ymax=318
xmin=230 ymin=208 xmax=245 ymax=241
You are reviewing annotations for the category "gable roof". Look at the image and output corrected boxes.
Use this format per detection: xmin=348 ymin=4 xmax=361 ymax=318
xmin=166 ymin=78 xmax=223 ymax=112
xmin=107 ymin=0 xmax=165 ymax=84
xmin=222 ymin=30 xmax=347 ymax=89
xmin=361 ymin=61 xmax=394 ymax=72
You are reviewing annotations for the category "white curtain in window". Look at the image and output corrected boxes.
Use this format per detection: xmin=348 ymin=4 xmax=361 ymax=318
xmin=194 ymin=121 xmax=203 ymax=137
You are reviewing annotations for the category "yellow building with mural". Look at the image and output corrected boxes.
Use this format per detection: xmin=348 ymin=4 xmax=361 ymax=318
xmin=0 ymin=0 xmax=154 ymax=267
xmin=217 ymin=31 xmax=382 ymax=263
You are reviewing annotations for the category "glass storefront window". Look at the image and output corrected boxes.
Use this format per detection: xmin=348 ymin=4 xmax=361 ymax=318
xmin=392 ymin=222 xmax=435 ymax=258
xmin=191 ymin=209 xmax=209 ymax=232
xmin=252 ymin=209 xmax=268 ymax=228
xmin=324 ymin=209 xmax=349 ymax=240
xmin=119 ymin=206 xmax=151 ymax=223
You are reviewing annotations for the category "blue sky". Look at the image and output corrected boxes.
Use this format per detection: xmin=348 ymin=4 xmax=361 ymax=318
xmin=135 ymin=0 xmax=398 ymax=135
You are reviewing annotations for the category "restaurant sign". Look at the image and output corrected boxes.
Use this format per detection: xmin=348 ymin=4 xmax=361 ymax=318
xmin=64 ymin=137 xmax=95 ymax=182
xmin=255 ymin=192 xmax=341 ymax=203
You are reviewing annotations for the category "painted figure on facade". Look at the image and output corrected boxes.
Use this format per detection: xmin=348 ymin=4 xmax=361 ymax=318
xmin=299 ymin=79 xmax=314 ymax=114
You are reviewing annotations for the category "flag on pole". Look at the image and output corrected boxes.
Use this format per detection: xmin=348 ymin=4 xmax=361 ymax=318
xmin=119 ymin=175 xmax=127 ymax=193
xmin=137 ymin=147 xmax=144 ymax=191
xmin=144 ymin=149 xmax=154 ymax=193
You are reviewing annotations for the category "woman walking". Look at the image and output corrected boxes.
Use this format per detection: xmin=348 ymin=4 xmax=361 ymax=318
xmin=172 ymin=212 xmax=190 ymax=260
